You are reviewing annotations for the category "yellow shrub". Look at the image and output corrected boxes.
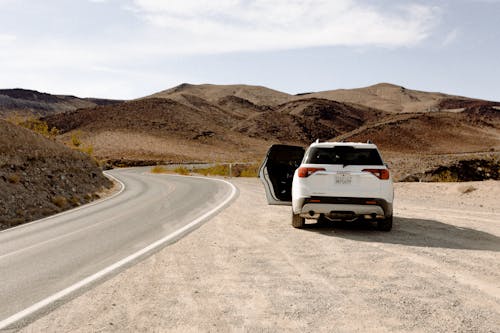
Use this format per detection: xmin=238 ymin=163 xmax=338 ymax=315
xmin=7 ymin=115 xmax=59 ymax=139
xmin=71 ymin=131 xmax=82 ymax=147
xmin=52 ymin=196 xmax=68 ymax=208
xmin=174 ymin=166 xmax=190 ymax=175
xmin=7 ymin=173 xmax=21 ymax=184
xmin=151 ymin=166 xmax=168 ymax=174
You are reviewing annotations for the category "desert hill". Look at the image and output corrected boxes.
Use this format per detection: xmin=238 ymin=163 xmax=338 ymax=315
xmin=335 ymin=107 xmax=500 ymax=154
xmin=235 ymin=98 xmax=386 ymax=142
xmin=43 ymin=93 xmax=390 ymax=164
xmin=333 ymin=102 xmax=500 ymax=180
xmin=36 ymin=82 xmax=500 ymax=179
xmin=0 ymin=88 xmax=123 ymax=118
xmin=294 ymin=83 xmax=473 ymax=114
xmin=0 ymin=119 xmax=112 ymax=228
xmin=43 ymin=98 xmax=275 ymax=163
xmin=147 ymin=83 xmax=291 ymax=106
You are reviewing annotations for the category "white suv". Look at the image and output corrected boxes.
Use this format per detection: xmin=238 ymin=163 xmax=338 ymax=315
xmin=259 ymin=141 xmax=394 ymax=231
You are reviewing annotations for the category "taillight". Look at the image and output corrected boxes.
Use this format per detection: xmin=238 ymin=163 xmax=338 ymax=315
xmin=298 ymin=167 xmax=326 ymax=178
xmin=362 ymin=168 xmax=390 ymax=180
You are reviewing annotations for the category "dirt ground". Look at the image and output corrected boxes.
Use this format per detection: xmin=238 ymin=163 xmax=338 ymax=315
xmin=19 ymin=179 xmax=500 ymax=332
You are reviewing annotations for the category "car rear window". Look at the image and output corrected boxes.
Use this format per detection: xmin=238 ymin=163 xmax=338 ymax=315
xmin=304 ymin=146 xmax=383 ymax=166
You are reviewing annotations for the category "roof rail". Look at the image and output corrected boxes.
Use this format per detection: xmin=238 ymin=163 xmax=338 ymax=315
xmin=366 ymin=140 xmax=373 ymax=144
xmin=315 ymin=139 xmax=320 ymax=143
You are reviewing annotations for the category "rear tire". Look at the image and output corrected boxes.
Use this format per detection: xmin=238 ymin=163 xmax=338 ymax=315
xmin=377 ymin=216 xmax=393 ymax=232
xmin=292 ymin=213 xmax=305 ymax=229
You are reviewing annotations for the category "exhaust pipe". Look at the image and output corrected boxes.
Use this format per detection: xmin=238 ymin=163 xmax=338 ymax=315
xmin=309 ymin=211 xmax=315 ymax=217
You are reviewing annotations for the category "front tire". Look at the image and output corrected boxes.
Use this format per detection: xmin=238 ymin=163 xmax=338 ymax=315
xmin=377 ymin=216 xmax=393 ymax=232
xmin=292 ymin=213 xmax=305 ymax=229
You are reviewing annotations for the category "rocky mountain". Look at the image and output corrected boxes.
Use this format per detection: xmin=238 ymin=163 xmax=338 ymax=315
xmin=42 ymin=90 xmax=389 ymax=164
xmin=296 ymin=83 xmax=470 ymax=113
xmin=35 ymin=82 xmax=500 ymax=178
xmin=0 ymin=88 xmax=123 ymax=118
xmin=146 ymin=83 xmax=291 ymax=106
xmin=0 ymin=119 xmax=112 ymax=228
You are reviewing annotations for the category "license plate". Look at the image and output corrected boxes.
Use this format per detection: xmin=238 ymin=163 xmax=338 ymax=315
xmin=335 ymin=173 xmax=352 ymax=184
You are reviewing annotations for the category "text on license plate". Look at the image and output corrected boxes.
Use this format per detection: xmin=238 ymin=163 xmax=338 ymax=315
xmin=335 ymin=173 xmax=352 ymax=184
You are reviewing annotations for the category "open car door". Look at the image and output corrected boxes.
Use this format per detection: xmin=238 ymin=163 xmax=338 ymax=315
xmin=259 ymin=144 xmax=305 ymax=205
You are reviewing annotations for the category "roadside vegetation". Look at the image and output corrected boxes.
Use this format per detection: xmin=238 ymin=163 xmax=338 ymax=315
xmin=6 ymin=115 xmax=96 ymax=158
xmin=150 ymin=163 xmax=260 ymax=177
xmin=193 ymin=163 xmax=259 ymax=177
xmin=6 ymin=115 xmax=59 ymax=139
xmin=173 ymin=166 xmax=190 ymax=175
xmin=151 ymin=166 xmax=169 ymax=174
xmin=69 ymin=130 xmax=94 ymax=157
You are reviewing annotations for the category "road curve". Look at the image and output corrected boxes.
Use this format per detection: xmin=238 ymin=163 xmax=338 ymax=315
xmin=0 ymin=167 xmax=237 ymax=329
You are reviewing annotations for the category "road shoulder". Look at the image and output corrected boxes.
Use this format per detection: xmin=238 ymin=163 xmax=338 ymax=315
xmin=19 ymin=178 xmax=500 ymax=332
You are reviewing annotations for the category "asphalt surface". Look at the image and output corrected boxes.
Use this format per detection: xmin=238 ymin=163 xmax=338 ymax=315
xmin=0 ymin=168 xmax=236 ymax=328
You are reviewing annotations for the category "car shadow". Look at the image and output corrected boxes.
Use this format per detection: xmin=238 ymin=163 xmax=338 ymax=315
xmin=301 ymin=217 xmax=500 ymax=252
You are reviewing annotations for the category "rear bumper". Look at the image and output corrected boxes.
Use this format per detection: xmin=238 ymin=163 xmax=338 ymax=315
xmin=298 ymin=196 xmax=392 ymax=219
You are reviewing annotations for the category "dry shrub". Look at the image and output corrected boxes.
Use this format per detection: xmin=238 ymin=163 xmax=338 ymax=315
xmin=7 ymin=115 xmax=59 ymax=139
xmin=194 ymin=163 xmax=259 ymax=177
xmin=52 ymin=195 xmax=68 ymax=208
xmin=70 ymin=196 xmax=81 ymax=206
xmin=460 ymin=185 xmax=477 ymax=194
xmin=238 ymin=164 xmax=259 ymax=177
xmin=432 ymin=170 xmax=458 ymax=182
xmin=194 ymin=164 xmax=228 ymax=177
xmin=7 ymin=173 xmax=21 ymax=184
xmin=151 ymin=165 xmax=168 ymax=174
xmin=71 ymin=131 xmax=82 ymax=147
xmin=78 ymin=145 xmax=94 ymax=156
xmin=174 ymin=166 xmax=190 ymax=175
xmin=68 ymin=131 xmax=94 ymax=157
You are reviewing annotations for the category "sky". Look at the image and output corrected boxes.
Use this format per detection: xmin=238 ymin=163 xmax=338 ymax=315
xmin=0 ymin=0 xmax=499 ymax=100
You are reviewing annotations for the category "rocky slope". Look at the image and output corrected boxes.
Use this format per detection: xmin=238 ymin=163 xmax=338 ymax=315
xmin=38 ymin=82 xmax=500 ymax=179
xmin=298 ymin=83 xmax=469 ymax=113
xmin=0 ymin=119 xmax=112 ymax=228
xmin=43 ymin=94 xmax=389 ymax=164
xmin=0 ymin=88 xmax=123 ymax=118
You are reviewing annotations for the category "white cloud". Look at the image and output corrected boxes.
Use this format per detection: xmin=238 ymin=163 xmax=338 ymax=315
xmin=443 ymin=29 xmax=459 ymax=46
xmin=130 ymin=0 xmax=439 ymax=53
xmin=0 ymin=33 xmax=16 ymax=43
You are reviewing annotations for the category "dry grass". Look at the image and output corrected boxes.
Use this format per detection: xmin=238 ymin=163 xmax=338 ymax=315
xmin=173 ymin=166 xmax=190 ymax=175
xmin=194 ymin=164 xmax=228 ymax=177
xmin=6 ymin=115 xmax=59 ymax=139
xmin=193 ymin=163 xmax=259 ymax=177
xmin=151 ymin=165 xmax=169 ymax=174
xmin=239 ymin=164 xmax=259 ymax=177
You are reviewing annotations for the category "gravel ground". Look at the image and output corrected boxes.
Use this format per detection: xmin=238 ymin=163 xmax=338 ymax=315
xmin=18 ymin=178 xmax=500 ymax=332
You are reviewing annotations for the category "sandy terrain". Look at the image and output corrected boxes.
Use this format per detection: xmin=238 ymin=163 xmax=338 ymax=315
xmin=19 ymin=178 xmax=500 ymax=332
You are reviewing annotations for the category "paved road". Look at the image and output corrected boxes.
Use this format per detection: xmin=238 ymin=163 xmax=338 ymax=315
xmin=0 ymin=168 xmax=237 ymax=328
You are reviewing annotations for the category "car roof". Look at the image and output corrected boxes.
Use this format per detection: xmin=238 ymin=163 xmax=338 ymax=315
xmin=309 ymin=141 xmax=378 ymax=149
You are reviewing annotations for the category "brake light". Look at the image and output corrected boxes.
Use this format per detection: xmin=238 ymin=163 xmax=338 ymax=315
xmin=362 ymin=168 xmax=390 ymax=180
xmin=298 ymin=167 xmax=326 ymax=178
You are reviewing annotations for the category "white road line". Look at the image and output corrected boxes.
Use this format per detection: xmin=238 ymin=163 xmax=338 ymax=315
xmin=0 ymin=177 xmax=237 ymax=330
xmin=0 ymin=180 xmax=175 ymax=261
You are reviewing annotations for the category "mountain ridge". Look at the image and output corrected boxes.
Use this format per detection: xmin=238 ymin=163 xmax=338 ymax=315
xmin=0 ymin=88 xmax=123 ymax=118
